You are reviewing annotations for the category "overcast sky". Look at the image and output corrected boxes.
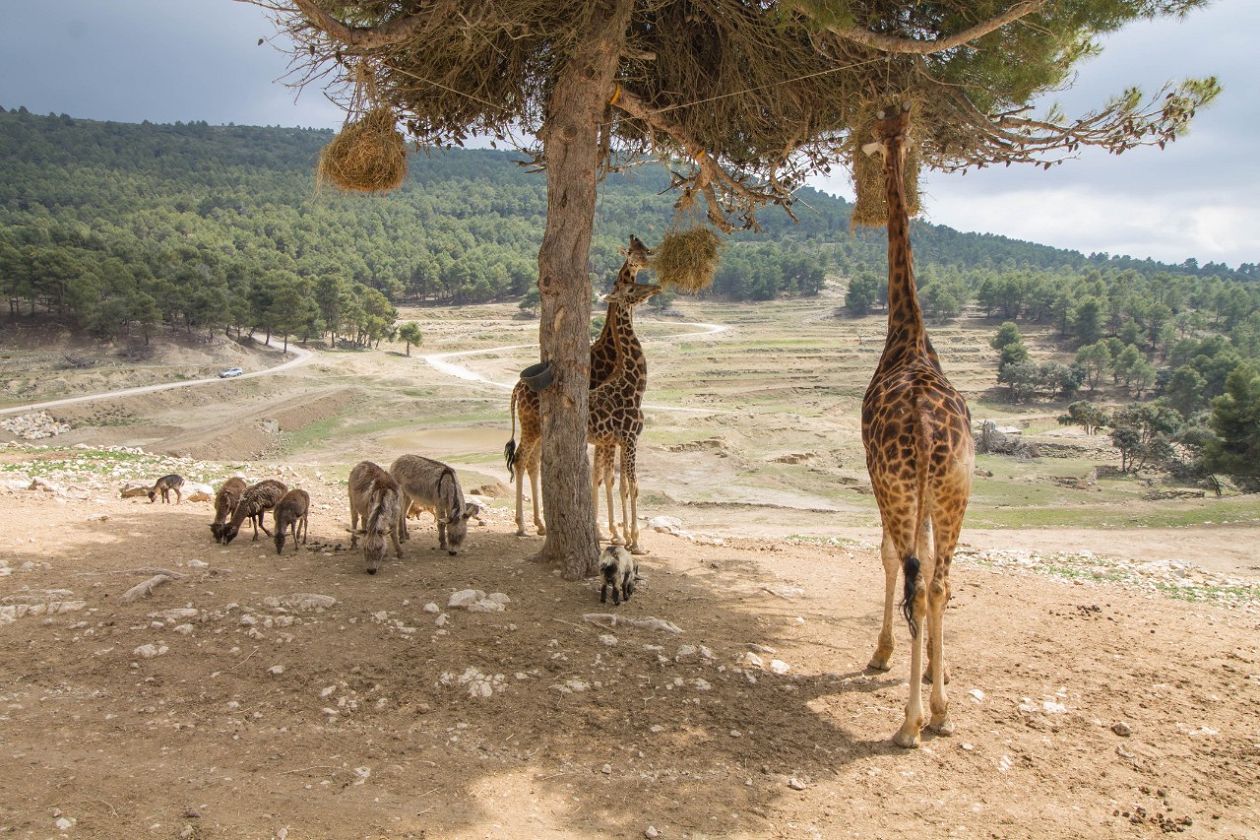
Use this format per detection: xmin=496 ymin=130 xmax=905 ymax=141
xmin=1 ymin=0 xmax=1256 ymax=268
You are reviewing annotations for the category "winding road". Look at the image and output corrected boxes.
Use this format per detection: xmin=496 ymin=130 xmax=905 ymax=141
xmin=420 ymin=319 xmax=731 ymax=414
xmin=0 ymin=344 xmax=315 ymax=417
xmin=0 ymin=317 xmax=729 ymax=419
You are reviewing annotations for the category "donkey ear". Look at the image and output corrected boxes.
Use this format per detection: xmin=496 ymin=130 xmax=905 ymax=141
xmin=451 ymin=503 xmax=463 ymax=522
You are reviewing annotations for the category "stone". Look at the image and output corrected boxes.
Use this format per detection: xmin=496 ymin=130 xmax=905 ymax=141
xmin=1112 ymin=721 xmax=1132 ymax=737
xmin=423 ymin=602 xmax=439 ymax=613
xmin=645 ymin=827 xmax=660 ymax=839
xmin=787 ymin=777 xmax=807 ymax=791
xmin=769 ymin=659 xmax=791 ymax=675
xmin=133 ymin=644 xmax=168 ymax=659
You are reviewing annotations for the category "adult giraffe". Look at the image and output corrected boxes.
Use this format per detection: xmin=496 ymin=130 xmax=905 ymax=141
xmin=506 ymin=236 xmax=654 ymax=539
xmin=860 ymin=104 xmax=974 ymax=748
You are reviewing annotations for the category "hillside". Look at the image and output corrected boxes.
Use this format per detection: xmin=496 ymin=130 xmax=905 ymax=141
xmin=2 ymin=109 xmax=1247 ymax=298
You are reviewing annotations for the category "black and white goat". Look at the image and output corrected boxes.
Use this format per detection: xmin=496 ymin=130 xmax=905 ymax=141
xmin=599 ymin=545 xmax=638 ymax=606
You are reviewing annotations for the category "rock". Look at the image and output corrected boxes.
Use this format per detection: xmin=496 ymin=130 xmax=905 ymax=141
xmin=645 ymin=827 xmax=660 ymax=839
xmin=741 ymin=652 xmax=765 ymax=669
xmin=435 ymin=613 xmax=449 ymax=627
xmin=267 ymin=665 xmax=285 ymax=676
xmin=1112 ymin=721 xmax=1132 ymax=737
xmin=448 ymin=589 xmax=487 ymax=609
xmin=0 ymin=411 xmax=71 ymax=440
xmin=54 ymin=816 xmax=75 ymax=831
xmin=263 ymin=593 xmax=336 ymax=612
xmin=423 ymin=602 xmax=439 ymax=614
xmin=769 ymin=659 xmax=791 ymax=675
xmin=133 ymin=644 xmax=168 ymax=659
xmin=601 ymin=763 xmax=612 ymax=775
xmin=675 ymin=644 xmax=698 ymax=661
xmin=968 ymin=688 xmax=985 ymax=702
xmin=649 ymin=515 xmax=683 ymax=534
xmin=472 ymin=482 xmax=511 ymax=498
xmin=787 ymin=777 xmax=807 ymax=791
xmin=186 ymin=559 xmax=209 ymax=569
xmin=28 ymin=477 xmax=65 ymax=495
xmin=449 ymin=590 xmax=509 ymax=612
xmin=599 ymin=634 xmax=618 ymax=647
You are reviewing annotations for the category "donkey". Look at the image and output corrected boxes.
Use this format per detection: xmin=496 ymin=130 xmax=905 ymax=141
xmin=221 ymin=479 xmax=288 ymax=544
xmin=273 ymin=489 xmax=310 ymax=554
xmin=389 ymin=454 xmax=479 ymax=556
xmin=209 ymin=476 xmax=248 ymax=543
xmin=148 ymin=474 xmax=185 ymax=504
xmin=348 ymin=460 xmax=403 ymax=574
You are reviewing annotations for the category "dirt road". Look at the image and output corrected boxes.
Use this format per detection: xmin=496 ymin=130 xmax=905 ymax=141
xmin=0 ymin=343 xmax=314 ymax=417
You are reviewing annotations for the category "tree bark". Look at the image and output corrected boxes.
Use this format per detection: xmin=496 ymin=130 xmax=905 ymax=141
xmin=535 ymin=1 xmax=633 ymax=580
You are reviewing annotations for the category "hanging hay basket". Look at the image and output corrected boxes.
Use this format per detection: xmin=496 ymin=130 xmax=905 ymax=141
xmin=848 ymin=102 xmax=921 ymax=228
xmin=317 ymin=106 xmax=407 ymax=193
xmin=653 ymin=227 xmax=721 ymax=295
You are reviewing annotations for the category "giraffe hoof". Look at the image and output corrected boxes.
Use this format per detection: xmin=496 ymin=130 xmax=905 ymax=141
xmin=866 ymin=657 xmax=892 ymax=673
xmin=892 ymin=725 xmax=921 ymax=749
xmin=535 ymin=525 xmax=546 ymax=536
xmin=515 ymin=529 xmax=528 ymax=537
xmin=923 ymin=664 xmax=951 ymax=684
xmin=928 ymin=715 xmax=955 ymax=736
xmin=629 ymin=545 xmax=649 ymax=556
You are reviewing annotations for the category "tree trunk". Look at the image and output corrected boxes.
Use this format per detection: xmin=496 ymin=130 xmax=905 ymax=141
xmin=535 ymin=0 xmax=633 ymax=580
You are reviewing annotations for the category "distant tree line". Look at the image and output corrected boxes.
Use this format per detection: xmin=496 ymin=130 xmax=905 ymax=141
xmin=4 ymin=108 xmax=1255 ymax=346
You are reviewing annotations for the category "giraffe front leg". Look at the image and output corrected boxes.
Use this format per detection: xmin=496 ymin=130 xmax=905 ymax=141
xmin=868 ymin=532 xmax=897 ymax=671
xmin=529 ymin=461 xmax=546 ymax=535
xmin=514 ymin=459 xmax=528 ymax=537
xmin=623 ymin=444 xmax=646 ymax=555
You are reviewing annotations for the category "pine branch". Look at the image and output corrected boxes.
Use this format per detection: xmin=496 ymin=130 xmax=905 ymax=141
xmin=792 ymin=0 xmax=1049 ymax=55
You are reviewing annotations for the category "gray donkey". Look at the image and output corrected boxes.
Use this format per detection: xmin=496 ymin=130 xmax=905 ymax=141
xmin=389 ymin=454 xmax=479 ymax=556
xmin=348 ymin=460 xmax=403 ymax=574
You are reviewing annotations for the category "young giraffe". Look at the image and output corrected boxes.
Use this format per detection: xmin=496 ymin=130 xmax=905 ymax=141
xmin=505 ymin=236 xmax=654 ymax=538
xmin=587 ymin=278 xmax=661 ymax=552
xmin=860 ymin=103 xmax=974 ymax=748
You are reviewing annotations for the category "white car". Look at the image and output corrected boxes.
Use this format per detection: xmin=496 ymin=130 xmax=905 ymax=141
xmin=218 ymin=367 xmax=244 ymax=379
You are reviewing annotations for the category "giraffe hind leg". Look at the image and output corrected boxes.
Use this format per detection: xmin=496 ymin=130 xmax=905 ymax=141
xmin=868 ymin=531 xmax=898 ymax=671
xmin=926 ymin=497 xmax=965 ymax=735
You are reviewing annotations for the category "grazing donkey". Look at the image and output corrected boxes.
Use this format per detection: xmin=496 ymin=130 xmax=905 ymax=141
xmin=273 ymin=489 xmax=310 ymax=554
xmin=209 ymin=476 xmax=248 ymax=543
xmin=599 ymin=545 xmax=638 ymax=606
xmin=348 ymin=460 xmax=403 ymax=575
xmin=221 ymin=479 xmax=288 ymax=545
xmin=147 ymin=474 xmax=185 ymax=504
xmin=389 ymin=454 xmax=479 ymax=556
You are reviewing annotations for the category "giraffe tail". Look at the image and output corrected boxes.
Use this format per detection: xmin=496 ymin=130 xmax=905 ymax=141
xmin=899 ymin=402 xmax=935 ymax=639
xmin=504 ymin=384 xmax=520 ymax=481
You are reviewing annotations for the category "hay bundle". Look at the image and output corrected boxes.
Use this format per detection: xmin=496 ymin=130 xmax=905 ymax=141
xmin=653 ymin=227 xmax=721 ymax=294
xmin=849 ymin=102 xmax=921 ymax=228
xmin=317 ymin=106 xmax=407 ymax=193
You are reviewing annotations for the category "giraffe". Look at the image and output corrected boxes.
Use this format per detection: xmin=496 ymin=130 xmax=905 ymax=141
xmin=505 ymin=236 xmax=654 ymax=538
xmin=859 ymin=103 xmax=974 ymax=749
xmin=587 ymin=277 xmax=661 ymax=552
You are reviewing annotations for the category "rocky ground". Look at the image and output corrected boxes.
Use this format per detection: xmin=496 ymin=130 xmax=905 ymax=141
xmin=1 ymin=445 xmax=1258 ymax=839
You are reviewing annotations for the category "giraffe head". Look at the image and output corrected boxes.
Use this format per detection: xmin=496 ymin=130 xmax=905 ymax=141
xmin=862 ymin=102 xmax=912 ymax=161
xmin=619 ymin=235 xmax=654 ymax=273
xmin=604 ymin=280 xmax=661 ymax=308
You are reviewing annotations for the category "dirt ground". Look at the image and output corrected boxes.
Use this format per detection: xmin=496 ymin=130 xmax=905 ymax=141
xmin=0 ymin=468 xmax=1257 ymax=839
xmin=1 ymin=299 xmax=1259 ymax=838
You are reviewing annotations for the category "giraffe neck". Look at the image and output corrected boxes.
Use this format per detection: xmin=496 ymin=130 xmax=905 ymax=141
xmin=882 ymin=131 xmax=925 ymax=352
xmin=592 ymin=258 xmax=642 ymax=383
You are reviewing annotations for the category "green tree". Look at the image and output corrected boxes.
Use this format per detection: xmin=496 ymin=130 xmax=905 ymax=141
xmin=998 ymin=360 xmax=1040 ymax=403
xmin=1074 ymin=342 xmax=1112 ymax=392
xmin=1163 ymin=365 xmax=1207 ymax=418
xmin=1204 ymin=364 xmax=1260 ymax=482
xmin=1071 ymin=297 xmax=1104 ymax=345
xmin=1058 ymin=401 xmax=1108 ymax=436
xmin=397 ymin=321 xmax=423 ymax=356
xmin=845 ymin=271 xmax=880 ymax=317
